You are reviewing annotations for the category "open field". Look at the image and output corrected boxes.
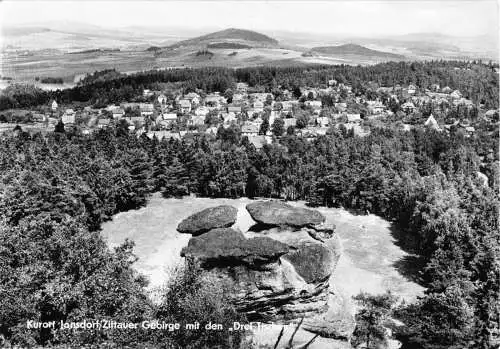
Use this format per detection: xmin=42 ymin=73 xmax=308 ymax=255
xmin=1 ymin=46 xmax=404 ymax=84
xmin=1 ymin=50 xmax=159 ymax=83
xmin=100 ymin=193 xmax=425 ymax=302
xmin=0 ymin=48 xmax=313 ymax=83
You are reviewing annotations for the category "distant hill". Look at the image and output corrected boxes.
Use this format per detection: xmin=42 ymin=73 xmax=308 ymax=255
xmin=168 ymin=28 xmax=279 ymax=49
xmin=308 ymin=44 xmax=405 ymax=60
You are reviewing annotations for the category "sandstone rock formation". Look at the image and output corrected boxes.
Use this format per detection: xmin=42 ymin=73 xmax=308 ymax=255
xmin=246 ymin=201 xmax=325 ymax=227
xmin=177 ymin=205 xmax=237 ymax=235
xmin=181 ymin=228 xmax=289 ymax=267
xmin=177 ymin=200 xmax=355 ymax=341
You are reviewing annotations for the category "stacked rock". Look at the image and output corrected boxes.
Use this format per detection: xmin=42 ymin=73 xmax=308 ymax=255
xmin=178 ymin=201 xmax=355 ymax=340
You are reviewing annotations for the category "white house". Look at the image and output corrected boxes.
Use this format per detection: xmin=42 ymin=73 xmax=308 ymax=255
xmin=401 ymin=102 xmax=416 ymax=113
xmin=450 ymin=90 xmax=462 ymax=99
xmin=316 ymin=116 xmax=330 ymax=127
xmin=236 ymin=82 xmax=249 ymax=93
xmin=301 ymin=89 xmax=318 ymax=99
xmin=97 ymin=118 xmax=110 ymax=129
xmin=269 ymin=110 xmax=281 ymax=125
xmin=222 ymin=112 xmax=237 ymax=124
xmin=484 ymin=109 xmax=498 ymax=120
xmin=51 ymin=100 xmax=58 ymax=111
xmin=250 ymin=93 xmax=271 ymax=103
xmin=232 ymin=93 xmax=245 ymax=103
xmin=253 ymin=101 xmax=264 ymax=113
xmin=205 ymin=126 xmax=218 ymax=135
xmin=185 ymin=92 xmax=201 ymax=106
xmin=205 ymin=94 xmax=227 ymax=108
xmin=429 ymin=83 xmax=440 ymax=92
xmin=246 ymin=135 xmax=270 ymax=149
xmin=160 ymin=113 xmax=178 ymax=128
xmin=241 ymin=122 xmax=260 ymax=137
xmin=188 ymin=114 xmax=205 ymax=126
xmin=281 ymin=101 xmax=295 ymax=113
xmin=346 ymin=113 xmax=361 ymax=123
xmin=452 ymin=98 xmax=473 ymax=107
xmin=342 ymin=123 xmax=370 ymax=137
xmin=464 ymin=126 xmax=475 ymax=136
xmin=157 ymin=94 xmax=167 ymax=105
xmin=227 ymin=105 xmax=242 ymax=114
xmin=121 ymin=102 xmax=141 ymax=110
xmin=335 ymin=102 xmax=347 ymax=112
xmin=283 ymin=118 xmax=297 ymax=128
xmin=179 ymin=99 xmax=192 ymax=114
xmin=126 ymin=116 xmax=145 ymax=126
xmin=33 ymin=113 xmax=46 ymax=122
xmin=146 ymin=131 xmax=182 ymax=141
xmin=62 ymin=109 xmax=76 ymax=124
xmin=424 ymin=114 xmax=441 ymax=132
xmin=305 ymin=100 xmax=322 ymax=110
xmin=367 ymin=101 xmax=385 ymax=115
xmin=139 ymin=103 xmax=154 ymax=117
xmin=112 ymin=108 xmax=125 ymax=119
xmin=195 ymin=106 xmax=210 ymax=117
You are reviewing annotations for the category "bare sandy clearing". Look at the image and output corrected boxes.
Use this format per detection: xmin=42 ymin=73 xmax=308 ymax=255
xmin=100 ymin=194 xmax=424 ymax=301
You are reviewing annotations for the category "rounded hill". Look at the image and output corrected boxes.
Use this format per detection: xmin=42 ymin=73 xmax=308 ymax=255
xmin=168 ymin=28 xmax=279 ymax=49
xmin=308 ymin=43 xmax=405 ymax=60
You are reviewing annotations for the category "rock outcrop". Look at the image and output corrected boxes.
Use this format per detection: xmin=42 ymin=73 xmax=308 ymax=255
xmin=180 ymin=228 xmax=289 ymax=268
xmin=177 ymin=200 xmax=355 ymax=341
xmin=246 ymin=201 xmax=325 ymax=227
xmin=177 ymin=205 xmax=237 ymax=235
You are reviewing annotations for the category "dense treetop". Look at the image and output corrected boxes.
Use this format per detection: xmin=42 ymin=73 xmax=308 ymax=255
xmin=1 ymin=61 xmax=498 ymax=110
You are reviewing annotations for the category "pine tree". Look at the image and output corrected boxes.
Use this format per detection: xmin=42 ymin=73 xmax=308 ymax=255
xmin=162 ymin=157 xmax=189 ymax=198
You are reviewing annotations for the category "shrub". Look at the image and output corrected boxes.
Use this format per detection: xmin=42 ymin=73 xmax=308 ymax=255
xmin=351 ymin=292 xmax=397 ymax=349
xmin=154 ymin=264 xmax=247 ymax=348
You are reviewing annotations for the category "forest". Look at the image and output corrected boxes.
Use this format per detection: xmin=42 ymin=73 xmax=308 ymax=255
xmin=0 ymin=117 xmax=498 ymax=348
xmin=0 ymin=60 xmax=498 ymax=111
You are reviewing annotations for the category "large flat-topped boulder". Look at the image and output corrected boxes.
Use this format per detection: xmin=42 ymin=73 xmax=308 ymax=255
xmin=181 ymin=228 xmax=289 ymax=267
xmin=246 ymin=201 xmax=325 ymax=227
xmin=177 ymin=205 xmax=237 ymax=235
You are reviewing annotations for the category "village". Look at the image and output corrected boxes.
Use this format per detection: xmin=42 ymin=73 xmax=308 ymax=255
xmin=0 ymin=78 xmax=498 ymax=150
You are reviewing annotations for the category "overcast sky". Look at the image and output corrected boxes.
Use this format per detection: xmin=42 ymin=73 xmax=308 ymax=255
xmin=1 ymin=0 xmax=498 ymax=37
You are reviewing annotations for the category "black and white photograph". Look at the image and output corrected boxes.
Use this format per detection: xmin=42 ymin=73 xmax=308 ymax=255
xmin=0 ymin=0 xmax=499 ymax=348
